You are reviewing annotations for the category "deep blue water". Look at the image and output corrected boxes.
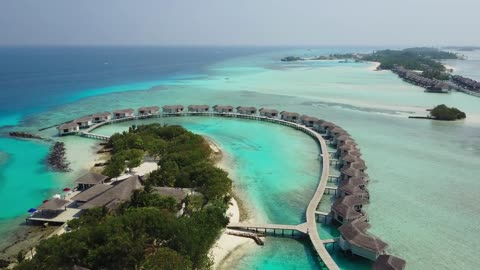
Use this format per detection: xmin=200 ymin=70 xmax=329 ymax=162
xmin=0 ymin=46 xmax=276 ymax=126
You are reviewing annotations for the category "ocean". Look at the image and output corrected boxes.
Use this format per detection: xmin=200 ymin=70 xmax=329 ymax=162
xmin=1 ymin=46 xmax=480 ymax=269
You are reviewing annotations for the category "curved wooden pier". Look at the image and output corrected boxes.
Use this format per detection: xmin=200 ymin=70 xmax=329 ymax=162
xmin=72 ymin=111 xmax=339 ymax=269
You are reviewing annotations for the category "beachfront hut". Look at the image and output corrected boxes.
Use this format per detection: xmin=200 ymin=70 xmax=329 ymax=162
xmin=75 ymin=116 xmax=94 ymax=129
xmin=162 ymin=105 xmax=184 ymax=113
xmin=340 ymin=167 xmax=368 ymax=181
xmin=259 ymin=108 xmax=279 ymax=118
xmin=280 ymin=111 xmax=300 ymax=122
xmin=300 ymin=115 xmax=319 ymax=127
xmin=74 ymin=172 xmax=109 ymax=191
xmin=338 ymin=219 xmax=388 ymax=261
xmin=79 ymin=175 xmax=143 ymax=211
xmin=57 ymin=122 xmax=80 ymax=136
xmin=213 ymin=105 xmax=234 ymax=113
xmin=72 ymin=184 xmax=112 ymax=206
xmin=236 ymin=106 xmax=257 ymax=115
xmin=373 ymin=255 xmax=406 ymax=270
xmin=332 ymin=195 xmax=368 ymax=224
xmin=92 ymin=112 xmax=111 ymax=123
xmin=138 ymin=106 xmax=160 ymax=115
xmin=188 ymin=105 xmax=210 ymax=112
xmin=113 ymin=108 xmax=135 ymax=119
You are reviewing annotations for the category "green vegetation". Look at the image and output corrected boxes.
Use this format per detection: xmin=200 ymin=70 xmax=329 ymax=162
xmin=363 ymin=47 xmax=458 ymax=80
xmin=430 ymin=104 xmax=466 ymax=121
xmin=16 ymin=124 xmax=233 ymax=270
xmin=281 ymin=56 xmax=304 ymax=62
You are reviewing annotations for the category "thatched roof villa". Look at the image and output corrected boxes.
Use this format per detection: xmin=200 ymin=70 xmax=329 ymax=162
xmin=280 ymin=111 xmax=300 ymax=122
xmin=300 ymin=115 xmax=319 ymax=127
xmin=259 ymin=108 xmax=279 ymax=118
xmin=162 ymin=105 xmax=184 ymax=113
xmin=213 ymin=105 xmax=234 ymax=113
xmin=57 ymin=121 xmax=80 ymax=136
xmin=74 ymin=172 xmax=109 ymax=191
xmin=338 ymin=219 xmax=388 ymax=261
xmin=113 ymin=108 xmax=134 ymax=119
xmin=138 ymin=106 xmax=160 ymax=115
xmin=236 ymin=106 xmax=257 ymax=115
xmin=373 ymin=255 xmax=406 ymax=270
xmin=92 ymin=112 xmax=111 ymax=123
xmin=331 ymin=195 xmax=368 ymax=224
xmin=188 ymin=105 xmax=209 ymax=112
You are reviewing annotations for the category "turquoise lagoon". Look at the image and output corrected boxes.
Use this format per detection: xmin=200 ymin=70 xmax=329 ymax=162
xmin=1 ymin=48 xmax=480 ymax=269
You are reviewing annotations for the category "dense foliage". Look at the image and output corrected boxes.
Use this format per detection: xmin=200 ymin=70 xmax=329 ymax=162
xmin=363 ymin=47 xmax=457 ymax=80
xmin=16 ymin=124 xmax=233 ymax=270
xmin=430 ymin=104 xmax=466 ymax=121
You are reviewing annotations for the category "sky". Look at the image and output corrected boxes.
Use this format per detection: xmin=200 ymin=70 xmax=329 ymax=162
xmin=0 ymin=0 xmax=478 ymax=46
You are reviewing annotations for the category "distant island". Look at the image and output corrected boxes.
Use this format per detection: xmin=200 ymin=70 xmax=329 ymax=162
xmin=443 ymin=46 xmax=480 ymax=52
xmin=281 ymin=53 xmax=362 ymax=62
xmin=429 ymin=104 xmax=466 ymax=121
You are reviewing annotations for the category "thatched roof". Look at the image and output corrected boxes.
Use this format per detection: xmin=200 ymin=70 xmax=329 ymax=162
xmin=339 ymin=219 xmax=388 ymax=253
xmin=332 ymin=195 xmax=368 ymax=220
xmin=342 ymin=155 xmax=362 ymax=163
xmin=346 ymin=150 xmax=362 ymax=157
xmin=74 ymin=172 xmax=108 ymax=185
xmin=213 ymin=105 xmax=233 ymax=110
xmin=80 ymin=175 xmax=143 ymax=210
xmin=188 ymin=105 xmax=209 ymax=110
xmin=72 ymin=184 xmax=112 ymax=202
xmin=75 ymin=116 xmax=94 ymax=123
xmin=138 ymin=106 xmax=160 ymax=112
xmin=339 ymin=183 xmax=369 ymax=197
xmin=320 ymin=122 xmax=336 ymax=129
xmin=280 ymin=111 xmax=299 ymax=117
xmin=300 ymin=115 xmax=319 ymax=122
xmin=259 ymin=108 xmax=279 ymax=114
xmin=341 ymin=161 xmax=367 ymax=172
xmin=236 ymin=106 xmax=257 ymax=111
xmin=162 ymin=105 xmax=184 ymax=110
xmin=339 ymin=144 xmax=358 ymax=151
xmin=37 ymin=198 xmax=70 ymax=211
xmin=336 ymin=135 xmax=352 ymax=143
xmin=373 ymin=255 xmax=406 ymax=270
xmin=152 ymin=187 xmax=190 ymax=203
xmin=341 ymin=167 xmax=368 ymax=178
xmin=58 ymin=121 xmax=79 ymax=130
xmin=92 ymin=112 xmax=111 ymax=118
xmin=113 ymin=108 xmax=134 ymax=114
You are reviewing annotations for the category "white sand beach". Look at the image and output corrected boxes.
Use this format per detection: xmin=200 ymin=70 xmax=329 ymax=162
xmin=369 ymin=61 xmax=381 ymax=71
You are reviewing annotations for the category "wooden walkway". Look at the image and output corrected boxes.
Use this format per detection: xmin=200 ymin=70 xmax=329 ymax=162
xmin=228 ymin=222 xmax=308 ymax=235
xmin=69 ymin=111 xmax=339 ymax=269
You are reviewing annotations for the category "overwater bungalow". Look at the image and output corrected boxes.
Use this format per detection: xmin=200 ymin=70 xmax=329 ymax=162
xmin=74 ymin=172 xmax=109 ymax=191
xmin=92 ymin=112 xmax=111 ymax=123
xmin=213 ymin=105 xmax=234 ymax=113
xmin=138 ymin=106 xmax=160 ymax=115
xmin=340 ymin=154 xmax=363 ymax=168
xmin=79 ymin=175 xmax=143 ymax=211
xmin=280 ymin=111 xmax=300 ymax=122
xmin=57 ymin=121 xmax=80 ymax=136
xmin=259 ymin=108 xmax=279 ymax=118
xmin=340 ymin=167 xmax=368 ymax=181
xmin=332 ymin=195 xmax=368 ymax=224
xmin=236 ymin=106 xmax=257 ymax=115
xmin=341 ymin=161 xmax=367 ymax=172
xmin=338 ymin=219 xmax=388 ymax=261
xmin=188 ymin=105 xmax=210 ymax=112
xmin=162 ymin=105 xmax=184 ymax=113
xmin=338 ymin=177 xmax=369 ymax=198
xmin=319 ymin=121 xmax=336 ymax=133
xmin=313 ymin=119 xmax=326 ymax=132
xmin=75 ymin=116 xmax=94 ymax=129
xmin=337 ymin=144 xmax=359 ymax=157
xmin=373 ymin=255 xmax=407 ymax=270
xmin=113 ymin=108 xmax=135 ymax=119
xmin=300 ymin=115 xmax=319 ymax=127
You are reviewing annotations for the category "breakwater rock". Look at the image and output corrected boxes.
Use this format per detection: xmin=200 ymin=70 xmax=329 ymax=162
xmin=9 ymin=132 xmax=44 ymax=140
xmin=46 ymin=142 xmax=71 ymax=172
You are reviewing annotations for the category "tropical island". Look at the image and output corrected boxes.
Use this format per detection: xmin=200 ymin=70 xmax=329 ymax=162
xmin=429 ymin=104 xmax=466 ymax=121
xmin=15 ymin=124 xmax=233 ymax=270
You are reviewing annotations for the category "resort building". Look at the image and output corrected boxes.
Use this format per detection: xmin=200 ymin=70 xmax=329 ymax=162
xmin=338 ymin=177 xmax=369 ymax=198
xmin=57 ymin=122 xmax=80 ymax=136
xmin=259 ymin=108 xmax=279 ymax=118
xmin=332 ymin=195 xmax=368 ymax=224
xmin=26 ymin=198 xmax=82 ymax=225
xmin=280 ymin=111 xmax=300 ymax=122
xmin=313 ymin=119 xmax=326 ymax=132
xmin=138 ymin=106 xmax=160 ymax=115
xmin=329 ymin=127 xmax=348 ymax=139
xmin=188 ymin=105 xmax=210 ymax=112
xmin=92 ymin=112 xmax=111 ymax=123
xmin=236 ymin=106 xmax=257 ymax=115
xmin=340 ymin=154 xmax=363 ymax=168
xmin=162 ymin=105 xmax=184 ymax=113
xmin=340 ymin=167 xmax=368 ymax=181
xmin=373 ymin=255 xmax=407 ymax=270
xmin=213 ymin=105 xmax=234 ymax=113
xmin=113 ymin=108 xmax=135 ymax=119
xmin=72 ymin=184 xmax=112 ymax=207
xmin=300 ymin=115 xmax=319 ymax=127
xmin=75 ymin=116 xmax=94 ymax=129
xmin=338 ymin=219 xmax=388 ymax=261
xmin=79 ymin=175 xmax=143 ymax=211
xmin=74 ymin=172 xmax=109 ymax=191
xmin=319 ymin=122 xmax=337 ymax=133
xmin=335 ymin=135 xmax=356 ymax=148
xmin=341 ymin=161 xmax=367 ymax=173
xmin=152 ymin=187 xmax=191 ymax=216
